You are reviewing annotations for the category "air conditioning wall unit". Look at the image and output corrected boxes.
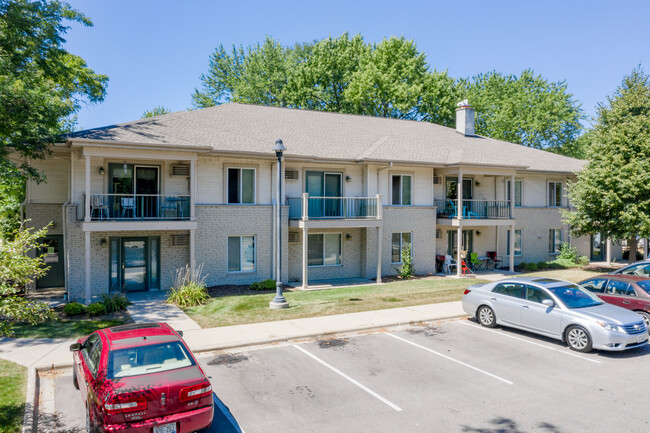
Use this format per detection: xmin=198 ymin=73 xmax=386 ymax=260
xmin=288 ymin=231 xmax=299 ymax=243
xmin=285 ymin=169 xmax=299 ymax=181
xmin=433 ymin=176 xmax=441 ymax=185
xmin=171 ymin=234 xmax=190 ymax=246
xmin=171 ymin=164 xmax=190 ymax=177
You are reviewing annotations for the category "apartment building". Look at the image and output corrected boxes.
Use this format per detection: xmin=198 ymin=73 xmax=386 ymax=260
xmin=23 ymin=102 xmax=622 ymax=302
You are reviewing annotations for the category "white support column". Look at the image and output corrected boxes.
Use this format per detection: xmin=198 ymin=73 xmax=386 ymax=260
xmin=606 ymin=238 xmax=612 ymax=265
xmin=509 ymin=175 xmax=515 ymax=219
xmin=496 ymin=226 xmax=500 ymax=258
xmin=85 ymin=155 xmax=91 ymax=222
xmin=376 ymin=194 xmax=382 ymax=220
xmin=302 ymin=193 xmax=309 ymax=220
xmin=190 ymin=159 xmax=196 ymax=220
xmin=84 ymin=231 xmax=91 ymax=305
xmin=509 ymin=224 xmax=515 ymax=272
xmin=457 ymin=171 xmax=463 ymax=220
xmin=644 ymin=238 xmax=648 ymax=261
xmin=302 ymin=227 xmax=309 ymax=289
xmin=457 ymin=226 xmax=462 ymax=277
xmin=189 ymin=230 xmax=195 ymax=270
xmin=376 ymin=226 xmax=383 ymax=283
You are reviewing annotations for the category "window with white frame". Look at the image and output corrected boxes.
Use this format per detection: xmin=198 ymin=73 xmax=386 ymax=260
xmin=308 ymin=233 xmax=341 ymax=266
xmin=549 ymin=229 xmax=563 ymax=254
xmin=548 ymin=181 xmax=562 ymax=207
xmin=507 ymin=229 xmax=523 ymax=256
xmin=506 ymin=180 xmax=523 ymax=207
xmin=227 ymin=168 xmax=255 ymax=204
xmin=391 ymin=175 xmax=412 ymax=206
xmin=228 ymin=235 xmax=256 ymax=272
xmin=391 ymin=232 xmax=413 ymax=263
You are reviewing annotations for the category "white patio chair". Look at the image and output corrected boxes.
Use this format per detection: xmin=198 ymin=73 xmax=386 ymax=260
xmin=120 ymin=196 xmax=136 ymax=219
xmin=90 ymin=196 xmax=109 ymax=221
xmin=444 ymin=255 xmax=457 ymax=274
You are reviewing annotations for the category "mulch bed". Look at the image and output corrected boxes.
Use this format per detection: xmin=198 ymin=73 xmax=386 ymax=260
xmin=50 ymin=305 xmax=133 ymax=323
xmin=206 ymin=284 xmax=279 ymax=298
xmin=580 ymin=264 xmax=623 ymax=273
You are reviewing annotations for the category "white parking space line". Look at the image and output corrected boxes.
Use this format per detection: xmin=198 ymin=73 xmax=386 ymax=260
xmin=293 ymin=345 xmax=403 ymax=412
xmin=385 ymin=333 xmax=514 ymax=385
xmin=457 ymin=321 xmax=602 ymax=364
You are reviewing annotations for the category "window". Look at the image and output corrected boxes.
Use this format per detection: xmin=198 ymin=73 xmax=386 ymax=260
xmin=493 ymin=283 xmax=524 ymax=298
xmin=618 ymin=263 xmax=650 ymax=277
xmin=525 ymin=286 xmax=553 ymax=304
xmin=228 ymin=168 xmax=255 ymax=204
xmin=308 ymin=233 xmax=341 ymax=266
xmin=549 ymin=229 xmax=563 ymax=254
xmin=580 ymin=278 xmax=608 ymax=293
xmin=447 ymin=230 xmax=473 ymax=255
xmin=548 ymin=181 xmax=563 ymax=207
xmin=605 ymin=280 xmax=634 ymax=296
xmin=108 ymin=342 xmax=195 ymax=379
xmin=228 ymin=235 xmax=256 ymax=272
xmin=506 ymin=180 xmax=523 ymax=207
xmin=446 ymin=177 xmax=473 ymax=200
xmin=82 ymin=334 xmax=102 ymax=377
xmin=391 ymin=232 xmax=413 ymax=263
xmin=391 ymin=175 xmax=412 ymax=205
xmin=507 ymin=229 xmax=522 ymax=256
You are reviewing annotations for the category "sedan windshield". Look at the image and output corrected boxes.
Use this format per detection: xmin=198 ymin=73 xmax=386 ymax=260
xmin=546 ymin=285 xmax=603 ymax=309
xmin=108 ymin=341 xmax=195 ymax=379
xmin=636 ymin=280 xmax=650 ymax=295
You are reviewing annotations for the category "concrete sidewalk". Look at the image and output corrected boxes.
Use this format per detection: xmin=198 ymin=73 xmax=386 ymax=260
xmin=0 ymin=301 xmax=467 ymax=369
xmin=126 ymin=291 xmax=201 ymax=331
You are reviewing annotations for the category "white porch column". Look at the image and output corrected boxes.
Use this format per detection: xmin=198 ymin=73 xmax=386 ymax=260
xmin=457 ymin=171 xmax=463 ymax=220
xmin=644 ymin=238 xmax=648 ymax=261
xmin=84 ymin=231 xmax=91 ymax=305
xmin=456 ymin=226 xmax=463 ymax=277
xmin=189 ymin=230 xmax=195 ymax=270
xmin=606 ymin=238 xmax=612 ymax=265
xmin=85 ymin=155 xmax=91 ymax=222
xmin=509 ymin=224 xmax=515 ymax=272
xmin=190 ymin=159 xmax=196 ymax=220
xmin=376 ymin=194 xmax=382 ymax=220
xmin=509 ymin=175 xmax=515 ymax=219
xmin=302 ymin=193 xmax=309 ymax=220
xmin=302 ymin=227 xmax=309 ymax=289
xmin=376 ymin=226 xmax=382 ymax=283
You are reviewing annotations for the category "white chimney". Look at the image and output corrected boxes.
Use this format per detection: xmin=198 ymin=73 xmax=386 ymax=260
xmin=455 ymin=99 xmax=475 ymax=136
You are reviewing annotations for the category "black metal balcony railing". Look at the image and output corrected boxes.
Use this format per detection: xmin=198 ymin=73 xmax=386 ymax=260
xmin=86 ymin=194 xmax=191 ymax=221
xmin=288 ymin=196 xmax=380 ymax=220
xmin=435 ymin=199 xmax=511 ymax=219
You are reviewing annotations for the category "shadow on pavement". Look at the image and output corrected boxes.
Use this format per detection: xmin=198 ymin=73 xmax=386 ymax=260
xmin=461 ymin=417 xmax=565 ymax=433
xmin=207 ymin=392 xmax=244 ymax=433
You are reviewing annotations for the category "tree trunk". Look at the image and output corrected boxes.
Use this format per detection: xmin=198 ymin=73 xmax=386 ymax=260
xmin=628 ymin=237 xmax=638 ymax=264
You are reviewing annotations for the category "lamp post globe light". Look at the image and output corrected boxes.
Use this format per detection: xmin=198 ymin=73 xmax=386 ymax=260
xmin=270 ymin=139 xmax=289 ymax=309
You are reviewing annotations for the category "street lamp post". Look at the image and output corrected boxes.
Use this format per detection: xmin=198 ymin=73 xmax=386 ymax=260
xmin=270 ymin=139 xmax=289 ymax=309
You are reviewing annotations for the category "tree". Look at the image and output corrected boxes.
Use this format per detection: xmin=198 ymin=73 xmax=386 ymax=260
xmin=564 ymin=67 xmax=650 ymax=263
xmin=0 ymin=0 xmax=108 ymax=180
xmin=0 ymin=222 xmax=56 ymax=336
xmin=456 ymin=70 xmax=583 ymax=154
xmin=141 ymin=106 xmax=171 ymax=118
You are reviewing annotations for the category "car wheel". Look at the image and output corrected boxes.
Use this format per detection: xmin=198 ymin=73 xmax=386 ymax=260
xmin=477 ymin=305 xmax=497 ymax=328
xmin=565 ymin=325 xmax=592 ymax=353
xmin=73 ymin=366 xmax=79 ymax=390
xmin=638 ymin=311 xmax=650 ymax=330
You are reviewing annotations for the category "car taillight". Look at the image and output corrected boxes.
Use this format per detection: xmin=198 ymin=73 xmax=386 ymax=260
xmin=463 ymin=289 xmax=471 ymax=295
xmin=104 ymin=395 xmax=147 ymax=414
xmin=179 ymin=382 xmax=212 ymax=402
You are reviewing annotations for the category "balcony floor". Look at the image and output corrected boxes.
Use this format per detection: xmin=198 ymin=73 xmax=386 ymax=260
xmin=289 ymin=218 xmax=382 ymax=229
xmin=82 ymin=220 xmax=197 ymax=232
xmin=436 ymin=218 xmax=514 ymax=227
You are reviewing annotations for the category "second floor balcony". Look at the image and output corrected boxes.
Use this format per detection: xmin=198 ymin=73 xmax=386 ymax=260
xmin=85 ymin=194 xmax=191 ymax=221
xmin=288 ymin=194 xmax=381 ymax=228
xmin=435 ymin=199 xmax=512 ymax=220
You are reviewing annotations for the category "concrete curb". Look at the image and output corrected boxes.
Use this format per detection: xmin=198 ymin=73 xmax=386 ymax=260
xmin=22 ymin=367 xmax=38 ymax=433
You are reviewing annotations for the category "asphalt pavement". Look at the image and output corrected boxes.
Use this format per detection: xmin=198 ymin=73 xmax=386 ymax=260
xmin=47 ymin=318 xmax=650 ymax=433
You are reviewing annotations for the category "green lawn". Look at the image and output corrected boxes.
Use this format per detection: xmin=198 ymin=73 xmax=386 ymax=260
xmin=517 ymin=268 xmax=604 ymax=283
xmin=0 ymin=360 xmax=27 ymax=433
xmin=8 ymin=319 xmax=125 ymax=339
xmin=186 ymin=277 xmax=487 ymax=328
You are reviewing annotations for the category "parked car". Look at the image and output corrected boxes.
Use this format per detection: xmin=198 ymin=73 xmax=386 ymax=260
xmin=610 ymin=260 xmax=650 ymax=276
xmin=70 ymin=323 xmax=213 ymax=433
xmin=578 ymin=274 xmax=650 ymax=328
xmin=462 ymin=277 xmax=648 ymax=352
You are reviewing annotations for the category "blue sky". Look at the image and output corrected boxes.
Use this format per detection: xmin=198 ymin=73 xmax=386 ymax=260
xmin=64 ymin=0 xmax=650 ymax=130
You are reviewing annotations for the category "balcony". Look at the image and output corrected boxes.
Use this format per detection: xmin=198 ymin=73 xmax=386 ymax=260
xmin=435 ymin=199 xmax=512 ymax=220
xmin=288 ymin=195 xmax=382 ymax=228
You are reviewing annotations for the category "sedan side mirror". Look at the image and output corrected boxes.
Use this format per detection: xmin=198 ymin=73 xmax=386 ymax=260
xmin=70 ymin=342 xmax=82 ymax=352
xmin=541 ymin=299 xmax=555 ymax=307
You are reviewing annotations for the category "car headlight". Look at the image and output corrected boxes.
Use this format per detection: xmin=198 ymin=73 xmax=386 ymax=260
xmin=597 ymin=321 xmax=626 ymax=333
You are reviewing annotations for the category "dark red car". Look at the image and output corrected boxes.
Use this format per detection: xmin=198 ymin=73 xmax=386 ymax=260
xmin=578 ymin=274 xmax=650 ymax=328
xmin=70 ymin=323 xmax=213 ymax=433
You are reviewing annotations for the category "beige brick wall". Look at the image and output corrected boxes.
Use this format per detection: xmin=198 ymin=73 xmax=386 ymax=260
xmin=381 ymin=207 xmax=436 ymax=276
xmin=25 ymin=204 xmax=64 ymax=235
xmin=195 ymin=205 xmax=288 ymax=287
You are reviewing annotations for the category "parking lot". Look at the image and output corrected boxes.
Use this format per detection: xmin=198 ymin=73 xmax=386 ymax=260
xmin=47 ymin=318 xmax=650 ymax=432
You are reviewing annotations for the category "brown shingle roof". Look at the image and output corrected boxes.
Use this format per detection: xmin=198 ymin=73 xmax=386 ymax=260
xmin=67 ymin=103 xmax=585 ymax=173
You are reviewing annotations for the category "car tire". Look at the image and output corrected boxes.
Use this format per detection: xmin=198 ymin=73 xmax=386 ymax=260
xmin=565 ymin=325 xmax=593 ymax=353
xmin=638 ymin=311 xmax=650 ymax=330
xmin=477 ymin=305 xmax=497 ymax=328
xmin=73 ymin=366 xmax=79 ymax=390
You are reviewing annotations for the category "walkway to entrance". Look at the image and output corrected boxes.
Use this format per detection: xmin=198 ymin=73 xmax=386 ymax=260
xmin=126 ymin=291 xmax=201 ymax=331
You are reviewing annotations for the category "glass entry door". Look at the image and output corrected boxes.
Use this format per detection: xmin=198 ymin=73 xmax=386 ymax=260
xmin=306 ymin=171 xmax=342 ymax=218
xmin=122 ymin=238 xmax=147 ymax=292
xmin=108 ymin=164 xmax=159 ymax=219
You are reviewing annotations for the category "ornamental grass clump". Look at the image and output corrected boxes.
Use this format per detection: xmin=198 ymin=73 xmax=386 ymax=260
xmin=100 ymin=293 xmax=131 ymax=312
xmin=166 ymin=264 xmax=210 ymax=307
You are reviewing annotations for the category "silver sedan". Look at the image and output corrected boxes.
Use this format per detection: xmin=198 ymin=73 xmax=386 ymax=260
xmin=462 ymin=277 xmax=649 ymax=352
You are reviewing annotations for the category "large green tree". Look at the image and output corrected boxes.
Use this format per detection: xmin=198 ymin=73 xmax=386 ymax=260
xmin=456 ymin=70 xmax=583 ymax=154
xmin=564 ymin=67 xmax=650 ymax=263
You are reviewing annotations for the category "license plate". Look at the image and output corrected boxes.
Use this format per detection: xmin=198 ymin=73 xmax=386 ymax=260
xmin=153 ymin=423 xmax=176 ymax=433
